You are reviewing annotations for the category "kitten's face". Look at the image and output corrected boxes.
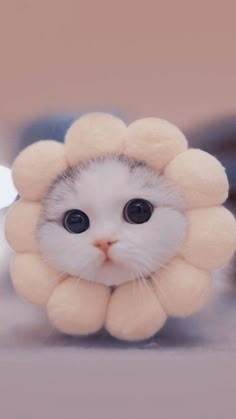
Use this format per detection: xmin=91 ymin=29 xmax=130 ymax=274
xmin=38 ymin=156 xmax=187 ymax=286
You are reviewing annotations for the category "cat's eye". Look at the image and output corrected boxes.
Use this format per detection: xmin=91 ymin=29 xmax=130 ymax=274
xmin=123 ymin=199 xmax=154 ymax=224
xmin=63 ymin=209 xmax=90 ymax=234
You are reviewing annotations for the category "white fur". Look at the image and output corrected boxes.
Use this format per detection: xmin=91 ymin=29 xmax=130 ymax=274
xmin=38 ymin=156 xmax=187 ymax=286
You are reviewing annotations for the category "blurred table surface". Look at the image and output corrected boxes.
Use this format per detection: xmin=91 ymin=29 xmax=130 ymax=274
xmin=0 ymin=281 xmax=236 ymax=419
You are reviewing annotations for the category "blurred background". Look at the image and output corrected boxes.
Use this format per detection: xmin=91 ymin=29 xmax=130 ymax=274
xmin=0 ymin=1 xmax=235 ymax=124
xmin=0 ymin=2 xmax=236 ymax=418
xmin=0 ymin=0 xmax=235 ymax=202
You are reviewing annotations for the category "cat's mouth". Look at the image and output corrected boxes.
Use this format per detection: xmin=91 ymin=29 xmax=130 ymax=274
xmin=102 ymin=260 xmax=112 ymax=266
xmin=102 ymin=256 xmax=113 ymax=266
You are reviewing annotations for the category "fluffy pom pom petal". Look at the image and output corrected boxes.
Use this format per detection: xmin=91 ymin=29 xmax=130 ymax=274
xmin=124 ymin=118 xmax=188 ymax=172
xmin=11 ymin=253 xmax=64 ymax=305
xmin=65 ymin=113 xmax=127 ymax=166
xmin=47 ymin=278 xmax=111 ymax=336
xmin=5 ymin=200 xmax=41 ymax=253
xmin=182 ymin=207 xmax=236 ymax=269
xmin=164 ymin=149 xmax=229 ymax=209
xmin=152 ymin=258 xmax=212 ymax=317
xmin=105 ymin=281 xmax=167 ymax=341
xmin=13 ymin=140 xmax=67 ymax=201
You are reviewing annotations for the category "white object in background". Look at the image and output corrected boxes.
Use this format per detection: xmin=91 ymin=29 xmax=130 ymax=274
xmin=0 ymin=166 xmax=17 ymax=210
xmin=0 ymin=208 xmax=12 ymax=278
xmin=0 ymin=166 xmax=17 ymax=282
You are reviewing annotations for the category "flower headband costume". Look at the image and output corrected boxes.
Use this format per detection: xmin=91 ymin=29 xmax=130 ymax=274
xmin=5 ymin=113 xmax=236 ymax=341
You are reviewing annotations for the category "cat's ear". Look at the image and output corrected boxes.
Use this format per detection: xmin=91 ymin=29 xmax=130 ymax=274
xmin=12 ymin=140 xmax=67 ymax=201
xmin=65 ymin=113 xmax=127 ymax=166
xmin=124 ymin=118 xmax=188 ymax=171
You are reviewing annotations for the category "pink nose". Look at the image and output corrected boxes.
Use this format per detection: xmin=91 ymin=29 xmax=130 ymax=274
xmin=93 ymin=238 xmax=117 ymax=254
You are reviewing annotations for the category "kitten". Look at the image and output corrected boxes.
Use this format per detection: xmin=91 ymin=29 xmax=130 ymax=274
xmin=38 ymin=155 xmax=187 ymax=287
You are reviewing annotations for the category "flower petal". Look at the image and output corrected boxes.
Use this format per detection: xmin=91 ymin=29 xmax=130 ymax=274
xmin=105 ymin=280 xmax=167 ymax=341
xmin=164 ymin=149 xmax=229 ymax=209
xmin=181 ymin=207 xmax=236 ymax=269
xmin=65 ymin=113 xmax=126 ymax=166
xmin=124 ymin=118 xmax=187 ymax=171
xmin=13 ymin=140 xmax=67 ymax=201
xmin=47 ymin=278 xmax=111 ymax=335
xmin=152 ymin=257 xmax=212 ymax=317
xmin=11 ymin=253 xmax=63 ymax=305
xmin=5 ymin=200 xmax=41 ymax=253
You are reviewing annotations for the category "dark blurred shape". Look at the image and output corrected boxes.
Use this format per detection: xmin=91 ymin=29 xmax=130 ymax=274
xmin=187 ymin=115 xmax=236 ymax=211
xmin=19 ymin=110 xmax=127 ymax=150
xmin=19 ymin=113 xmax=79 ymax=146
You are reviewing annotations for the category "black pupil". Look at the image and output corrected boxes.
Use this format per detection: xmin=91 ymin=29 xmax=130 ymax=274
xmin=124 ymin=199 xmax=153 ymax=224
xmin=63 ymin=210 xmax=90 ymax=234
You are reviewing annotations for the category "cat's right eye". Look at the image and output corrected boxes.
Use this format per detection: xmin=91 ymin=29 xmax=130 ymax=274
xmin=123 ymin=198 xmax=154 ymax=224
xmin=63 ymin=209 xmax=90 ymax=234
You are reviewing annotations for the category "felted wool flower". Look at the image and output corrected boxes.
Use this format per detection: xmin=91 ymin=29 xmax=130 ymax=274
xmin=5 ymin=113 xmax=236 ymax=342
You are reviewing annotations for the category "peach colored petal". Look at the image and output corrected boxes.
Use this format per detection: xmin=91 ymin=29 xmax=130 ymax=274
xmin=13 ymin=140 xmax=67 ymax=201
xmin=182 ymin=207 xmax=236 ymax=269
xmin=152 ymin=257 xmax=212 ymax=317
xmin=105 ymin=280 xmax=167 ymax=341
xmin=65 ymin=113 xmax=127 ymax=166
xmin=47 ymin=277 xmax=111 ymax=335
xmin=11 ymin=253 xmax=64 ymax=305
xmin=164 ymin=149 xmax=229 ymax=209
xmin=5 ymin=200 xmax=41 ymax=253
xmin=124 ymin=118 xmax=187 ymax=172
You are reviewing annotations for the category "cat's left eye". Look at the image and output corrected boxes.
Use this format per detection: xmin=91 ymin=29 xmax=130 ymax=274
xmin=123 ymin=199 xmax=154 ymax=224
xmin=63 ymin=209 xmax=90 ymax=234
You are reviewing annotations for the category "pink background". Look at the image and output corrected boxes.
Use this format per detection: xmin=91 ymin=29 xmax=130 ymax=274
xmin=0 ymin=0 xmax=235 ymax=126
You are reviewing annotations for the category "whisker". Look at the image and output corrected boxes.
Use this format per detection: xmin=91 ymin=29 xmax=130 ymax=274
xmin=73 ymin=276 xmax=81 ymax=291
xmin=129 ymin=254 xmax=171 ymax=308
